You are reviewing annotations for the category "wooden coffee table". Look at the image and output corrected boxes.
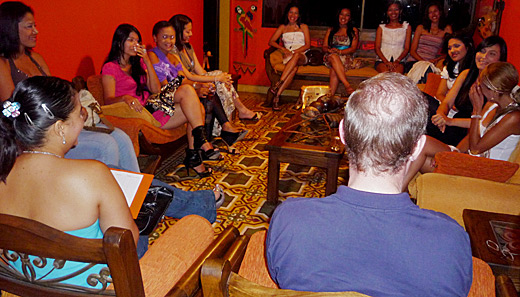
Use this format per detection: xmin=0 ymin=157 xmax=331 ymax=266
xmin=265 ymin=111 xmax=345 ymax=205
xmin=463 ymin=209 xmax=520 ymax=291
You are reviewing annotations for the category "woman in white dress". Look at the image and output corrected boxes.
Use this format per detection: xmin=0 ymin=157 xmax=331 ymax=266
xmin=374 ymin=1 xmax=412 ymax=74
xmin=267 ymin=4 xmax=310 ymax=111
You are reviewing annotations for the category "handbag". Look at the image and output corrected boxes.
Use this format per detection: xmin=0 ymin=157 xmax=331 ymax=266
xmin=79 ymin=89 xmax=115 ymax=134
xmin=146 ymin=75 xmax=184 ymax=116
xmin=134 ymin=185 xmax=174 ymax=235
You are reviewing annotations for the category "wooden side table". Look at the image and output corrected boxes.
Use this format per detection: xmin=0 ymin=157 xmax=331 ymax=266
xmin=265 ymin=112 xmax=345 ymax=206
xmin=463 ymin=209 xmax=520 ymax=291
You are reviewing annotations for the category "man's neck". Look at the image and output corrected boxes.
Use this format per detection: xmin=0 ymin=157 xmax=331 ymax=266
xmin=347 ymin=167 xmax=406 ymax=194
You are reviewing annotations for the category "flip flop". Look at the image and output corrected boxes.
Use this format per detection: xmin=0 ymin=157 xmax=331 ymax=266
xmin=239 ymin=112 xmax=262 ymax=121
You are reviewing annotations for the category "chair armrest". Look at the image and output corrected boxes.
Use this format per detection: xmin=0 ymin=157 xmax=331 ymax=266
xmin=166 ymin=226 xmax=239 ymax=297
xmin=495 ymin=275 xmax=518 ymax=297
xmin=222 ymin=235 xmax=250 ymax=273
xmin=201 ymin=258 xmax=230 ymax=297
xmin=264 ymin=46 xmax=277 ymax=59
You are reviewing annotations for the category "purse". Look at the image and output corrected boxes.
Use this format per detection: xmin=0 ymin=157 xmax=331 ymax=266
xmin=79 ymin=89 xmax=115 ymax=134
xmin=134 ymin=186 xmax=174 ymax=235
xmin=146 ymin=75 xmax=184 ymax=116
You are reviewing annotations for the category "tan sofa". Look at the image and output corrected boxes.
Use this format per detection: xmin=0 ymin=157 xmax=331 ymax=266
xmin=411 ymin=144 xmax=520 ymax=228
xmin=264 ymin=29 xmax=379 ymax=105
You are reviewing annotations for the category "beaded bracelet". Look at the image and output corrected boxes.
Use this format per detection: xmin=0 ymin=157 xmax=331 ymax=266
xmin=470 ymin=114 xmax=482 ymax=119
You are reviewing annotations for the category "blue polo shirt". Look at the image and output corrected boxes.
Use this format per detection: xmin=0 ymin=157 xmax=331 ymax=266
xmin=266 ymin=186 xmax=472 ymax=297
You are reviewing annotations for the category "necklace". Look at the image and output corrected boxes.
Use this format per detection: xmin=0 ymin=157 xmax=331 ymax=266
xmin=23 ymin=150 xmax=63 ymax=158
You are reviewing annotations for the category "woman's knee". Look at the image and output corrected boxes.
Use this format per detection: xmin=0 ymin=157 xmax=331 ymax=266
xmin=177 ymin=84 xmax=197 ymax=98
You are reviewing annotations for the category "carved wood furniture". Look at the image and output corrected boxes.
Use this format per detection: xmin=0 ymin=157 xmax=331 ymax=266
xmin=0 ymin=214 xmax=241 ymax=297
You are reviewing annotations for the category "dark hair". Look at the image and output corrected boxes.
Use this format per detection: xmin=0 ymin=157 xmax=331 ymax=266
xmin=455 ymin=36 xmax=508 ymax=112
xmin=0 ymin=76 xmax=76 ymax=182
xmin=153 ymin=20 xmax=173 ymax=37
xmin=422 ymin=2 xmax=448 ymax=32
xmin=383 ymin=1 xmax=403 ymax=24
xmin=283 ymin=3 xmax=301 ymax=27
xmin=169 ymin=14 xmax=192 ymax=51
xmin=0 ymin=1 xmax=33 ymax=59
xmin=328 ymin=8 xmax=356 ymax=48
xmin=104 ymin=24 xmax=147 ymax=97
xmin=444 ymin=33 xmax=475 ymax=79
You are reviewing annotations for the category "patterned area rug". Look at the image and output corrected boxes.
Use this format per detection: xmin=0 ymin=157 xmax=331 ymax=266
xmin=149 ymin=92 xmax=349 ymax=243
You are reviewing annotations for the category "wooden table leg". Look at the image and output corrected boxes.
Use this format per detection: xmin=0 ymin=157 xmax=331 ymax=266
xmin=325 ymin=157 xmax=340 ymax=196
xmin=267 ymin=151 xmax=280 ymax=204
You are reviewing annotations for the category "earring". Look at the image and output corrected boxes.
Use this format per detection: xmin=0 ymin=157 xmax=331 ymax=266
xmin=61 ymin=133 xmax=66 ymax=145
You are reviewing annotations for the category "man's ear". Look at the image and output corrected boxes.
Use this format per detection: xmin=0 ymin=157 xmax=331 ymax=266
xmin=410 ymin=135 xmax=426 ymax=161
xmin=339 ymin=119 xmax=346 ymax=145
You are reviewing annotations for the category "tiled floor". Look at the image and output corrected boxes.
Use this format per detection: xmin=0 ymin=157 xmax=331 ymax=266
xmin=149 ymin=92 xmax=349 ymax=242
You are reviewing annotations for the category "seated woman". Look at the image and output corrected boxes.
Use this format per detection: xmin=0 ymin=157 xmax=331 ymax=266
xmin=406 ymin=2 xmax=452 ymax=71
xmin=266 ymin=4 xmax=310 ymax=111
xmin=429 ymin=36 xmax=507 ymax=146
xmin=374 ymin=1 xmax=412 ymax=74
xmin=0 ymin=1 xmax=139 ymax=172
xmin=415 ymin=62 xmax=520 ymax=176
xmin=148 ymin=21 xmax=248 ymax=151
xmin=434 ymin=33 xmax=475 ymax=102
xmin=101 ymin=24 xmax=218 ymax=177
xmin=424 ymin=33 xmax=474 ymax=141
xmin=0 ymin=76 xmax=220 ymax=291
xmin=169 ymin=14 xmax=260 ymax=122
xmin=322 ymin=8 xmax=360 ymax=95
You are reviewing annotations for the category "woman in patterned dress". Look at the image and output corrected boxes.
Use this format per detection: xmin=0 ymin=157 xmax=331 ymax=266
xmin=322 ymin=8 xmax=359 ymax=96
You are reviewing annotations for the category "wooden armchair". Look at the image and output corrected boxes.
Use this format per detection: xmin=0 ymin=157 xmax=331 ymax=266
xmin=201 ymin=231 xmax=519 ymax=297
xmin=0 ymin=214 xmax=241 ymax=297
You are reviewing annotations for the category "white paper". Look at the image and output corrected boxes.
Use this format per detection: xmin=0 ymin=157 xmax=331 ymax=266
xmin=110 ymin=170 xmax=144 ymax=207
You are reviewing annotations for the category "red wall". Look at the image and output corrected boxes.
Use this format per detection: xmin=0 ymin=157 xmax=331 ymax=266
xmin=8 ymin=0 xmax=204 ymax=80
xmin=228 ymin=0 xmax=520 ymax=87
xmin=499 ymin=1 xmax=520 ymax=71
xmin=229 ymin=0 xmax=274 ymax=87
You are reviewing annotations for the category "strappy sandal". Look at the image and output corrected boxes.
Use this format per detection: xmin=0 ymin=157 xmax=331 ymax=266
xmin=272 ymin=96 xmax=282 ymax=111
xmin=268 ymin=80 xmax=284 ymax=95
xmin=214 ymin=184 xmax=225 ymax=208
xmin=239 ymin=112 xmax=262 ymax=121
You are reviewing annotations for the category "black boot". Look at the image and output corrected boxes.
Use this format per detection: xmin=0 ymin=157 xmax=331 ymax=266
xmin=183 ymin=149 xmax=212 ymax=178
xmin=192 ymin=125 xmax=221 ymax=160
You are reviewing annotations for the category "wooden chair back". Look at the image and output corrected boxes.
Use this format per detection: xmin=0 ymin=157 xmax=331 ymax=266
xmin=86 ymin=75 xmax=105 ymax=106
xmin=423 ymin=72 xmax=442 ymax=98
xmin=0 ymin=214 xmax=144 ymax=297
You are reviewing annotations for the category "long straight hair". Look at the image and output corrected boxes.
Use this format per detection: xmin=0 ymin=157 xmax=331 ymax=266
xmin=328 ymin=8 xmax=356 ymax=48
xmin=455 ymin=36 xmax=508 ymax=112
xmin=169 ymin=14 xmax=192 ymax=52
xmin=0 ymin=1 xmax=34 ymax=59
xmin=103 ymin=24 xmax=147 ymax=97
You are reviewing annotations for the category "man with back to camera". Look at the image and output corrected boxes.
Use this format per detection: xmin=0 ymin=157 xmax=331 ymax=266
xmin=266 ymin=72 xmax=473 ymax=296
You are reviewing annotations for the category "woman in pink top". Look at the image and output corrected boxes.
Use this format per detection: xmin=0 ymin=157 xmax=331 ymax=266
xmin=101 ymin=24 xmax=218 ymax=177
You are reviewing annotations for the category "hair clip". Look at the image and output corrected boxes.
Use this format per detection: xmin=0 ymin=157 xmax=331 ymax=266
xmin=41 ymin=103 xmax=55 ymax=119
xmin=24 ymin=112 xmax=34 ymax=126
xmin=2 ymin=100 xmax=21 ymax=118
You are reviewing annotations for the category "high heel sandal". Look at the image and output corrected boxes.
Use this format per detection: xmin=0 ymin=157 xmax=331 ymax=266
xmin=272 ymin=96 xmax=282 ymax=111
xmin=268 ymin=80 xmax=284 ymax=95
xmin=183 ymin=148 xmax=212 ymax=178
xmin=213 ymin=184 xmax=225 ymax=208
xmin=192 ymin=125 xmax=221 ymax=160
